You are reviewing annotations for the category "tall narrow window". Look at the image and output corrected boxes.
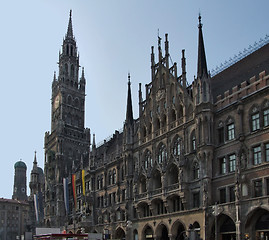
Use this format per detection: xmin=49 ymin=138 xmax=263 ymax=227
xmin=158 ymin=144 xmax=167 ymax=164
xmin=266 ymin=179 xmax=269 ymax=195
xmin=253 ymin=146 xmax=262 ymax=165
xmin=197 ymin=84 xmax=200 ymax=104
xmin=173 ymin=137 xmax=181 ymax=156
xmin=264 ymin=109 xmax=269 ymax=127
xmin=109 ymin=171 xmax=112 ymax=185
xmin=144 ymin=150 xmax=152 ymax=169
xmin=71 ymin=65 xmax=74 ymax=77
xmin=112 ymin=169 xmax=116 ymax=184
xmin=193 ymin=192 xmax=200 ymax=208
xmin=219 ymin=157 xmax=226 ymax=174
xmin=254 ymin=180 xmax=263 ymax=197
xmin=265 ymin=143 xmax=269 ymax=162
xmin=227 ymin=123 xmax=235 ymax=140
xmin=191 ymin=131 xmax=196 ymax=151
xmin=219 ymin=188 xmax=226 ymax=203
xmin=218 ymin=126 xmax=224 ymax=144
xmin=229 ymin=186 xmax=235 ymax=202
xmin=229 ymin=154 xmax=236 ymax=172
xmin=193 ymin=162 xmax=200 ymax=180
xmin=252 ymin=113 xmax=260 ymax=131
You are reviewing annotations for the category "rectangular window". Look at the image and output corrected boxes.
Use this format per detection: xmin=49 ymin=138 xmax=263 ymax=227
xmin=218 ymin=127 xmax=224 ymax=144
xmin=192 ymin=136 xmax=196 ymax=151
xmin=227 ymin=123 xmax=235 ymax=140
xmin=108 ymin=194 xmax=111 ymax=206
xmin=229 ymin=186 xmax=235 ymax=202
xmin=252 ymin=113 xmax=260 ymax=131
xmin=254 ymin=180 xmax=263 ymax=197
xmin=229 ymin=154 xmax=236 ymax=172
xmin=220 ymin=188 xmax=226 ymax=203
xmin=122 ymin=189 xmax=126 ymax=202
xmin=219 ymin=157 xmax=226 ymax=174
xmin=266 ymin=178 xmax=269 ymax=195
xmin=264 ymin=109 xmax=269 ymax=127
xmin=253 ymin=146 xmax=262 ymax=165
xmin=265 ymin=143 xmax=269 ymax=162
xmin=193 ymin=192 xmax=200 ymax=208
xmin=97 ymin=197 xmax=100 ymax=208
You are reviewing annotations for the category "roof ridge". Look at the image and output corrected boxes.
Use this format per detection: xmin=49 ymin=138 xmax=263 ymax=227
xmin=211 ymin=34 xmax=269 ymax=77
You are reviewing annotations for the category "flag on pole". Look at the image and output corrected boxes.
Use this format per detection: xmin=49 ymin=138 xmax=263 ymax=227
xmin=72 ymin=174 xmax=77 ymax=209
xmin=34 ymin=194 xmax=39 ymax=222
xmin=82 ymin=169 xmax=85 ymax=196
xmin=63 ymin=177 xmax=69 ymax=214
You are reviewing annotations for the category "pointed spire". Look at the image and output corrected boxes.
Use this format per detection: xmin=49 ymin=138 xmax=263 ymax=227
xmin=34 ymin=151 xmax=37 ymax=164
xmin=126 ymin=73 xmax=134 ymax=125
xmin=81 ymin=67 xmax=85 ymax=78
xmin=92 ymin=133 xmax=96 ymax=148
xmin=66 ymin=10 xmax=74 ymax=39
xmin=32 ymin=151 xmax=38 ymax=173
xmin=197 ymin=14 xmax=208 ymax=79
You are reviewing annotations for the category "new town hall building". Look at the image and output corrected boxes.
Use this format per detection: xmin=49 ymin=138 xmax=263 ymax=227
xmin=41 ymin=12 xmax=269 ymax=240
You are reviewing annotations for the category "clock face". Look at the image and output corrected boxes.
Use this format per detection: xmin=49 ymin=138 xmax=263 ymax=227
xmin=54 ymin=94 xmax=61 ymax=110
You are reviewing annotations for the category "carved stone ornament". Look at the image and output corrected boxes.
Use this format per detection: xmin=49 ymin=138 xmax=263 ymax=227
xmin=156 ymin=89 xmax=165 ymax=101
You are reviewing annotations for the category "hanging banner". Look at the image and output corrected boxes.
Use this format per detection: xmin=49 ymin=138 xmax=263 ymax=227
xmin=63 ymin=178 xmax=69 ymax=214
xmin=34 ymin=193 xmax=39 ymax=222
xmin=82 ymin=169 xmax=86 ymax=196
xmin=72 ymin=174 xmax=77 ymax=209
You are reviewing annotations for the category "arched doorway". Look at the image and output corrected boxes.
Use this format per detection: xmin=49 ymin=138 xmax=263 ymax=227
xmin=133 ymin=229 xmax=138 ymax=240
xmin=245 ymin=208 xmax=269 ymax=239
xmin=171 ymin=220 xmax=186 ymax=240
xmin=156 ymin=224 xmax=169 ymax=240
xmin=115 ymin=227 xmax=126 ymax=240
xmin=143 ymin=225 xmax=154 ymax=240
xmin=211 ymin=214 xmax=235 ymax=240
xmin=193 ymin=221 xmax=201 ymax=238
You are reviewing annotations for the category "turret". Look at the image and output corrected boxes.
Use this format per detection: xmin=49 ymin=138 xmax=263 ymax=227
xmin=29 ymin=151 xmax=39 ymax=196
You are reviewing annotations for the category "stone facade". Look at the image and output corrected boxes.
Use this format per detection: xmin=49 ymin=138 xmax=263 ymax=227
xmin=44 ymin=12 xmax=269 ymax=240
xmin=0 ymin=198 xmax=29 ymax=240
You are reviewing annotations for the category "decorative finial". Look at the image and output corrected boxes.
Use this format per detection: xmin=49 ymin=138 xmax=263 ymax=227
xmin=128 ymin=72 xmax=131 ymax=85
xmin=34 ymin=151 xmax=37 ymax=164
xmin=198 ymin=13 xmax=202 ymax=28
xmin=82 ymin=67 xmax=85 ymax=77
xmin=158 ymin=29 xmax=162 ymax=49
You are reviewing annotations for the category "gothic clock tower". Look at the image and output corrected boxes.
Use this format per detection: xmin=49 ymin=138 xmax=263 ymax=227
xmin=44 ymin=11 xmax=90 ymax=227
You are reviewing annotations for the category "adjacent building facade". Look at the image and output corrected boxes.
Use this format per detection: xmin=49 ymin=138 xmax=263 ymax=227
xmin=43 ymin=12 xmax=269 ymax=240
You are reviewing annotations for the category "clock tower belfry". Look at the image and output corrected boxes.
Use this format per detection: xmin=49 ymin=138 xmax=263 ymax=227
xmin=44 ymin=11 xmax=90 ymax=227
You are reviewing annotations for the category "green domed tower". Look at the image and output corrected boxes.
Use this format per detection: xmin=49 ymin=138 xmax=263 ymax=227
xmin=12 ymin=160 xmax=27 ymax=201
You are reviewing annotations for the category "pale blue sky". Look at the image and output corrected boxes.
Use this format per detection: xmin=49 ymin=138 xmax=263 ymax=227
xmin=0 ymin=0 xmax=268 ymax=198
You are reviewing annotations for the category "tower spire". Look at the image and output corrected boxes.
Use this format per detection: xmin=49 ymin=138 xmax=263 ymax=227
xmin=197 ymin=14 xmax=208 ymax=79
xmin=34 ymin=151 xmax=37 ymax=164
xmin=66 ymin=9 xmax=73 ymax=39
xmin=126 ymin=73 xmax=134 ymax=125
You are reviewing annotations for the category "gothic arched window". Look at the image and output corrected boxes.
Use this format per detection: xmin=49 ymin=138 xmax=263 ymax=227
xmin=108 ymin=171 xmax=112 ymax=185
xmin=144 ymin=150 xmax=152 ymax=169
xmin=112 ymin=169 xmax=116 ymax=184
xmin=173 ymin=137 xmax=181 ymax=156
xmin=197 ymin=84 xmax=200 ymax=104
xmin=65 ymin=63 xmax=68 ymax=75
xmin=191 ymin=130 xmax=196 ymax=151
xmin=71 ymin=64 xmax=75 ymax=77
xmin=158 ymin=143 xmax=167 ymax=164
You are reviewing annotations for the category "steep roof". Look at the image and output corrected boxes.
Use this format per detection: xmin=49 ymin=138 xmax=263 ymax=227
xmin=211 ymin=43 xmax=269 ymax=101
